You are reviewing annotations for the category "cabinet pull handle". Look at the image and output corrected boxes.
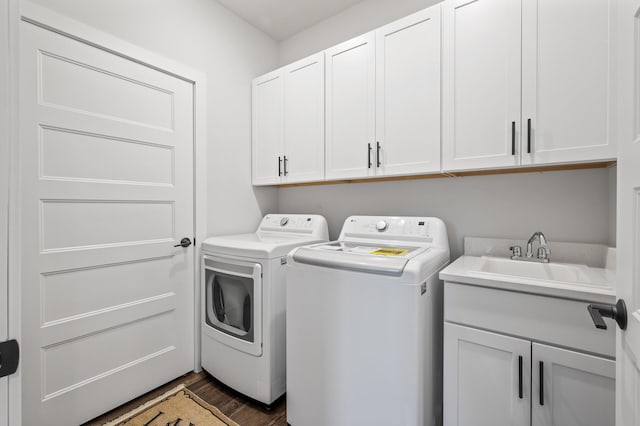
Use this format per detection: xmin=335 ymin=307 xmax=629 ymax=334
xmin=511 ymin=121 xmax=516 ymax=155
xmin=518 ymin=356 xmax=523 ymax=399
xmin=376 ymin=141 xmax=381 ymax=167
xmin=368 ymin=143 xmax=372 ymax=168
xmin=278 ymin=156 xmax=282 ymax=177
xmin=527 ymin=119 xmax=532 ymax=154
xmin=539 ymin=361 xmax=544 ymax=406
xmin=283 ymin=155 xmax=288 ymax=176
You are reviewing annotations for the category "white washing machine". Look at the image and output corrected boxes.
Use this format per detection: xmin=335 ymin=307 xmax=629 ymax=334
xmin=286 ymin=216 xmax=450 ymax=426
xmin=200 ymin=214 xmax=328 ymax=405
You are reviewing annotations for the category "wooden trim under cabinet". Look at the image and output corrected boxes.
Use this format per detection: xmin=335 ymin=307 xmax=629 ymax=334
xmin=273 ymin=161 xmax=616 ymax=188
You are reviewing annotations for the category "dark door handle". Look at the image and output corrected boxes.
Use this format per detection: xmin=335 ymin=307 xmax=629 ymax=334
xmin=518 ymin=355 xmax=523 ymax=399
xmin=278 ymin=156 xmax=282 ymax=177
xmin=527 ymin=118 xmax=532 ymax=154
xmin=511 ymin=121 xmax=516 ymax=155
xmin=587 ymin=299 xmax=627 ymax=330
xmin=539 ymin=361 xmax=544 ymax=406
xmin=283 ymin=155 xmax=288 ymax=176
xmin=174 ymin=237 xmax=192 ymax=248
xmin=0 ymin=339 xmax=19 ymax=378
xmin=368 ymin=143 xmax=372 ymax=168
xmin=376 ymin=141 xmax=381 ymax=167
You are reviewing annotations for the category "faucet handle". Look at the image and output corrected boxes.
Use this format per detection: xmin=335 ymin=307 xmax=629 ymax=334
xmin=537 ymin=246 xmax=550 ymax=261
xmin=510 ymin=245 xmax=522 ymax=259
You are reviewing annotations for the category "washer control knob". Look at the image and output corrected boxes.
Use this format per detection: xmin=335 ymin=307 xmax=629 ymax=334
xmin=280 ymin=217 xmax=289 ymax=227
xmin=376 ymin=220 xmax=389 ymax=232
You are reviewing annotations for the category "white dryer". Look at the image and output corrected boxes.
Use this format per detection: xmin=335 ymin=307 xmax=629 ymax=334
xmin=201 ymin=214 xmax=328 ymax=405
xmin=286 ymin=216 xmax=450 ymax=426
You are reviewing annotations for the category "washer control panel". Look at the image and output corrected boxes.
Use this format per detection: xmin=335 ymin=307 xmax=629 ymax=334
xmin=259 ymin=214 xmax=327 ymax=236
xmin=340 ymin=216 xmax=435 ymax=239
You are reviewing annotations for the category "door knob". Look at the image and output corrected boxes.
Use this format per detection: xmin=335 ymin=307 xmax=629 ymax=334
xmin=587 ymin=299 xmax=627 ymax=330
xmin=174 ymin=237 xmax=192 ymax=248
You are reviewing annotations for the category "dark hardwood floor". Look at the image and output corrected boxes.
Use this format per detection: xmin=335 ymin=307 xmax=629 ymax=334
xmin=83 ymin=371 xmax=287 ymax=426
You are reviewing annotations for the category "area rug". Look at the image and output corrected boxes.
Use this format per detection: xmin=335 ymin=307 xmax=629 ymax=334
xmin=102 ymin=384 xmax=239 ymax=426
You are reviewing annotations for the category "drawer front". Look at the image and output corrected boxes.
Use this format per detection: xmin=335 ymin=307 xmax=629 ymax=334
xmin=444 ymin=282 xmax=615 ymax=358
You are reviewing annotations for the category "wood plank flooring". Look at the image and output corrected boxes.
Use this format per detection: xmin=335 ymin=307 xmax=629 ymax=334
xmin=83 ymin=371 xmax=287 ymax=426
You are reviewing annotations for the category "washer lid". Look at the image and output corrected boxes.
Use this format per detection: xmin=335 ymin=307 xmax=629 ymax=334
xmin=202 ymin=232 xmax=325 ymax=259
xmin=292 ymin=242 xmax=427 ymax=276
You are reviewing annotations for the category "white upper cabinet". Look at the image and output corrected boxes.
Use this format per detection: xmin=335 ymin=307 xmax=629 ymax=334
xmin=253 ymin=0 xmax=618 ymax=185
xmin=252 ymin=54 xmax=325 ymax=185
xmin=521 ymin=0 xmax=616 ymax=165
xmin=442 ymin=0 xmax=522 ymax=172
xmin=325 ymin=33 xmax=376 ymax=180
xmin=375 ymin=6 xmax=442 ymax=176
xmin=284 ymin=53 xmax=326 ymax=183
xmin=252 ymin=70 xmax=284 ymax=185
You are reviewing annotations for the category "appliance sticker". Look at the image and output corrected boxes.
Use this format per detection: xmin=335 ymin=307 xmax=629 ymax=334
xmin=369 ymin=248 xmax=409 ymax=256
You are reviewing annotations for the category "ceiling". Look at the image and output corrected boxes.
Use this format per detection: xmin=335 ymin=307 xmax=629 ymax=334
xmin=216 ymin=0 xmax=365 ymax=40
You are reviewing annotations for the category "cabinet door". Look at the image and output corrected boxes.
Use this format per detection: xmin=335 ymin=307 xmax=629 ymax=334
xmin=375 ymin=6 xmax=441 ymax=177
xmin=442 ymin=0 xmax=521 ymax=172
xmin=252 ymin=70 xmax=284 ymax=185
xmin=284 ymin=53 xmax=325 ymax=184
xmin=522 ymin=0 xmax=616 ymax=165
xmin=532 ymin=343 xmax=615 ymax=426
xmin=444 ymin=323 xmax=530 ymax=426
xmin=325 ymin=33 xmax=375 ymax=180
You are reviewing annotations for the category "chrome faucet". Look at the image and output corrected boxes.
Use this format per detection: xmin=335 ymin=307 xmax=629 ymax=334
xmin=525 ymin=231 xmax=550 ymax=263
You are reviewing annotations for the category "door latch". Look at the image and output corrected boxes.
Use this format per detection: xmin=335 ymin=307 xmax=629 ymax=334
xmin=0 ymin=339 xmax=19 ymax=378
xmin=587 ymin=299 xmax=627 ymax=330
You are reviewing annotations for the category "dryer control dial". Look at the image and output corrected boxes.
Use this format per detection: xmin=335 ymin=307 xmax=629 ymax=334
xmin=376 ymin=220 xmax=389 ymax=232
xmin=280 ymin=217 xmax=289 ymax=227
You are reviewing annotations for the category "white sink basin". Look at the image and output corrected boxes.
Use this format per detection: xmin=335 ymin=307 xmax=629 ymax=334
xmin=472 ymin=256 xmax=610 ymax=288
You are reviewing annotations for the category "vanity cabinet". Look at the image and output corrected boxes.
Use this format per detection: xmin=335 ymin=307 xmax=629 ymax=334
xmin=251 ymin=53 xmax=325 ymax=185
xmin=445 ymin=324 xmax=615 ymax=426
xmin=444 ymin=324 xmax=531 ymax=426
xmin=442 ymin=0 xmax=616 ymax=172
xmin=532 ymin=343 xmax=615 ymax=426
xmin=443 ymin=282 xmax=615 ymax=426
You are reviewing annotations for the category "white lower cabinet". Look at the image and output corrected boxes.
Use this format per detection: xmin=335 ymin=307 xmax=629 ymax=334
xmin=444 ymin=323 xmax=531 ymax=426
xmin=532 ymin=343 xmax=615 ymax=426
xmin=444 ymin=323 xmax=615 ymax=426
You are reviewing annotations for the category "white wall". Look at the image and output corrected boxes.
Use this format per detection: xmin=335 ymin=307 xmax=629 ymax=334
xmin=279 ymin=0 xmax=440 ymax=64
xmin=279 ymin=169 xmax=613 ymax=260
xmin=28 ymin=0 xmax=280 ymax=236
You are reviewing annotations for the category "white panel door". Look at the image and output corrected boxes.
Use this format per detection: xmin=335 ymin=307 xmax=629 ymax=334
xmin=521 ymin=0 xmax=616 ymax=166
xmin=532 ymin=343 xmax=615 ymax=426
xmin=252 ymin=69 xmax=284 ymax=185
xmin=375 ymin=6 xmax=441 ymax=177
xmin=444 ymin=323 xmax=531 ymax=426
xmin=283 ymin=53 xmax=325 ymax=184
xmin=20 ymin=22 xmax=195 ymax=425
xmin=0 ymin=0 xmax=10 ymax=423
xmin=442 ymin=0 xmax=521 ymax=172
xmin=616 ymin=0 xmax=640 ymax=424
xmin=325 ymin=33 xmax=375 ymax=180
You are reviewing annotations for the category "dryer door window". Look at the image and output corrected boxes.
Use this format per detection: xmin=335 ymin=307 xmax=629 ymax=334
xmin=207 ymin=270 xmax=254 ymax=342
xmin=202 ymin=255 xmax=263 ymax=356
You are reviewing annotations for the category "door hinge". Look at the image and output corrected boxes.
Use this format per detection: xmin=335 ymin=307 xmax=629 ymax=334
xmin=0 ymin=339 xmax=19 ymax=378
